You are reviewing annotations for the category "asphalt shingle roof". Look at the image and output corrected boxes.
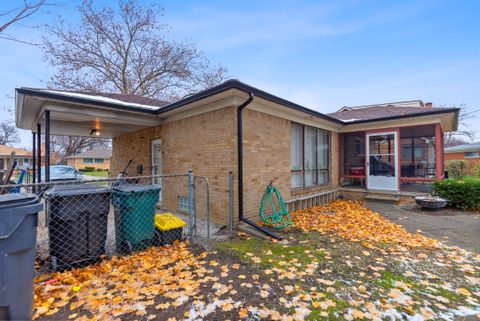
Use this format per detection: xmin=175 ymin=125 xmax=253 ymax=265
xmin=445 ymin=142 xmax=480 ymax=153
xmin=328 ymin=106 xmax=458 ymax=123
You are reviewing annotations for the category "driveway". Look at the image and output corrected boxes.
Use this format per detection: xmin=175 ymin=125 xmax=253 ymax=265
xmin=366 ymin=201 xmax=480 ymax=253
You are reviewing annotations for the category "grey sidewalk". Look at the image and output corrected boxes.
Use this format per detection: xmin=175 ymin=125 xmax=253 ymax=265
xmin=366 ymin=201 xmax=480 ymax=253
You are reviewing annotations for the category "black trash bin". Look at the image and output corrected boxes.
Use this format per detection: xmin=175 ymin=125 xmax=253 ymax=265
xmin=44 ymin=184 xmax=110 ymax=271
xmin=0 ymin=193 xmax=43 ymax=321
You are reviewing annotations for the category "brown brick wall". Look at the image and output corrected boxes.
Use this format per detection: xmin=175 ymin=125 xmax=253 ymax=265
xmin=241 ymin=109 xmax=339 ymax=220
xmin=111 ymin=105 xmax=340 ymax=225
xmin=445 ymin=152 xmax=480 ymax=164
xmin=112 ymin=106 xmax=237 ymax=225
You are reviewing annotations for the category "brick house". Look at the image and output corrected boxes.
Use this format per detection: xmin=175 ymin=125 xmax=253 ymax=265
xmin=445 ymin=142 xmax=480 ymax=162
xmin=66 ymin=149 xmax=112 ymax=171
xmin=15 ymin=80 xmax=459 ymax=227
xmin=445 ymin=142 xmax=480 ymax=173
xmin=0 ymin=145 xmax=56 ymax=170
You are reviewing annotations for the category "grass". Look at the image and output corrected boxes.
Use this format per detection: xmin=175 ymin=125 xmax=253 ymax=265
xmin=217 ymin=237 xmax=323 ymax=269
xmin=82 ymin=170 xmax=109 ymax=178
xmin=374 ymin=271 xmax=412 ymax=289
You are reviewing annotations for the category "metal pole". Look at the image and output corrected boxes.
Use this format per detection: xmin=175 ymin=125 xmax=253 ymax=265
xmin=205 ymin=177 xmax=210 ymax=251
xmin=187 ymin=169 xmax=194 ymax=242
xmin=36 ymin=124 xmax=41 ymax=183
xmin=32 ymin=132 xmax=36 ymax=184
xmin=45 ymin=110 xmax=50 ymax=182
xmin=229 ymin=171 xmax=233 ymax=235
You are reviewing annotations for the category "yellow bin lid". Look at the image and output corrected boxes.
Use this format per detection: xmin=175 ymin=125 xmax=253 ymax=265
xmin=155 ymin=213 xmax=186 ymax=231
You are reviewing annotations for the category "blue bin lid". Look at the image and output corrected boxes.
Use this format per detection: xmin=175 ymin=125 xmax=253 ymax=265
xmin=0 ymin=193 xmax=39 ymax=209
xmin=113 ymin=184 xmax=161 ymax=193
xmin=0 ymin=193 xmax=43 ymax=239
xmin=44 ymin=183 xmax=110 ymax=197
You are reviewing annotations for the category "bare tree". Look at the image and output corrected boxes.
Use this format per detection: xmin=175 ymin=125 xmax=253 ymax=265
xmin=443 ymin=104 xmax=479 ymax=146
xmin=0 ymin=121 xmax=20 ymax=145
xmin=42 ymin=0 xmax=227 ymax=101
xmin=444 ymin=136 xmax=470 ymax=148
xmin=51 ymin=136 xmax=111 ymax=159
xmin=0 ymin=1 xmax=47 ymax=44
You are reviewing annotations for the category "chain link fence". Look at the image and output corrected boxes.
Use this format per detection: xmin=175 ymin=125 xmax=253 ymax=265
xmin=0 ymin=172 xmax=210 ymax=273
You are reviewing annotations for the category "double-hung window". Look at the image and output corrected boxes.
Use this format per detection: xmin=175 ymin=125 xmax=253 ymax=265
xmin=291 ymin=123 xmax=330 ymax=188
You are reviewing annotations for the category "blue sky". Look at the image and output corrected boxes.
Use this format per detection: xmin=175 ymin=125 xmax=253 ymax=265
xmin=1 ymin=0 xmax=479 ymax=147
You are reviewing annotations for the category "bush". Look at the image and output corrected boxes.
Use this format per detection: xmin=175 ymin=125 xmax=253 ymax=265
xmin=445 ymin=160 xmax=467 ymax=179
xmin=433 ymin=177 xmax=480 ymax=210
xmin=474 ymin=162 xmax=480 ymax=177
xmin=82 ymin=166 xmax=95 ymax=172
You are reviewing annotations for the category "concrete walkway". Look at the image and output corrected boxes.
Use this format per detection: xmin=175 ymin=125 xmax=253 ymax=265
xmin=366 ymin=201 xmax=480 ymax=253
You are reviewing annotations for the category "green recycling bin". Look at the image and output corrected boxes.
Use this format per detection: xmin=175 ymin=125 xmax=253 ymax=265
xmin=112 ymin=184 xmax=160 ymax=253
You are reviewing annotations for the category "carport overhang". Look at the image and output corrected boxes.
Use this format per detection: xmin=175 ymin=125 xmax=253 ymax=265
xmin=16 ymin=88 xmax=162 ymax=138
xmin=15 ymin=88 xmax=168 ymax=184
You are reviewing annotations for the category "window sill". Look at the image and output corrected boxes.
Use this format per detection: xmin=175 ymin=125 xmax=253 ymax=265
xmin=291 ymin=183 xmax=332 ymax=196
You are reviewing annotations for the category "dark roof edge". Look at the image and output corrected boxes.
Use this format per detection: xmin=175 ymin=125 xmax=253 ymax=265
xmin=154 ymin=79 xmax=345 ymax=124
xmin=15 ymin=87 xmax=159 ymax=115
xmin=16 ymin=82 xmax=461 ymax=127
xmin=340 ymin=107 xmax=460 ymax=125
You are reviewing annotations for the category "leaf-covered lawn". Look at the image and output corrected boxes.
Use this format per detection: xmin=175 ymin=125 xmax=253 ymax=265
xmin=34 ymin=200 xmax=480 ymax=320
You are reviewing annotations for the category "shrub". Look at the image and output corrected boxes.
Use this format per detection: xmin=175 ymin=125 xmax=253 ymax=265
xmin=445 ymin=160 xmax=467 ymax=179
xmin=473 ymin=162 xmax=480 ymax=178
xmin=433 ymin=177 xmax=480 ymax=210
xmin=82 ymin=166 xmax=95 ymax=172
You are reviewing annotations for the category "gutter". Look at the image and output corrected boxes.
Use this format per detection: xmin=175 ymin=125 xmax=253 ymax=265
xmin=237 ymin=92 xmax=282 ymax=240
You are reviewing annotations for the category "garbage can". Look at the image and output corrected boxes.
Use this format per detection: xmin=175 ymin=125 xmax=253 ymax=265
xmin=44 ymin=184 xmax=110 ymax=271
xmin=154 ymin=213 xmax=186 ymax=245
xmin=112 ymin=184 xmax=160 ymax=253
xmin=0 ymin=193 xmax=43 ymax=321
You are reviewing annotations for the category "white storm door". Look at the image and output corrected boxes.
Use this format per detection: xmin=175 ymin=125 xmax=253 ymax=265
xmin=151 ymin=139 xmax=162 ymax=202
xmin=366 ymin=132 xmax=398 ymax=191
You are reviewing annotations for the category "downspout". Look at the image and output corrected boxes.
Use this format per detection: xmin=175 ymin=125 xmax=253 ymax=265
xmin=237 ymin=93 xmax=282 ymax=240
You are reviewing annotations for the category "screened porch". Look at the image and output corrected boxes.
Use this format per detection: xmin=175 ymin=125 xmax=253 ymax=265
xmin=339 ymin=124 xmax=444 ymax=193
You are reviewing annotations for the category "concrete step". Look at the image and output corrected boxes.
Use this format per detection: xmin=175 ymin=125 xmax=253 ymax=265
xmin=365 ymin=194 xmax=400 ymax=203
xmin=237 ymin=223 xmax=270 ymax=239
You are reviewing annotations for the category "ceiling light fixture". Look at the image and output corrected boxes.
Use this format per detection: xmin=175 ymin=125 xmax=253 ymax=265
xmin=90 ymin=129 xmax=100 ymax=136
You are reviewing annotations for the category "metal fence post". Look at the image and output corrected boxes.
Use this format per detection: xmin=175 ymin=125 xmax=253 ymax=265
xmin=188 ymin=169 xmax=194 ymax=241
xmin=204 ymin=177 xmax=211 ymax=251
xmin=229 ymin=171 xmax=233 ymax=235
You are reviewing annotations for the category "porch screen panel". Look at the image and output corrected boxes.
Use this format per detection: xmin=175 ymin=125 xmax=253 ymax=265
xmin=400 ymin=125 xmax=436 ymax=178
xmin=291 ymin=124 xmax=303 ymax=188
xmin=340 ymin=132 xmax=366 ymax=187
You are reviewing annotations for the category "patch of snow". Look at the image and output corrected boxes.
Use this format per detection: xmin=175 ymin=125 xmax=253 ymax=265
xmin=341 ymin=118 xmax=360 ymax=122
xmin=42 ymin=90 xmax=162 ymax=111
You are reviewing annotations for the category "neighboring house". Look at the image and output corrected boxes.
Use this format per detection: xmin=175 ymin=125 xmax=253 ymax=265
xmin=66 ymin=149 xmax=112 ymax=171
xmin=0 ymin=145 xmax=33 ymax=170
xmin=445 ymin=142 xmax=480 ymax=165
xmin=15 ymin=80 xmax=459 ymax=226
xmin=0 ymin=144 xmax=57 ymax=171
